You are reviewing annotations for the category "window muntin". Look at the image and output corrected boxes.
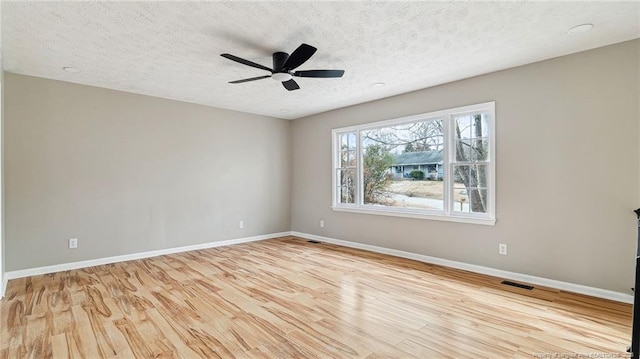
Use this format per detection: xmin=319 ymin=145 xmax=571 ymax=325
xmin=332 ymin=102 xmax=495 ymax=225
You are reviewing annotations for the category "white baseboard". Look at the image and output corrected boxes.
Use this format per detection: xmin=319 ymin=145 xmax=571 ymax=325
xmin=2 ymin=232 xmax=290 ymax=296
xmin=291 ymin=231 xmax=634 ymax=304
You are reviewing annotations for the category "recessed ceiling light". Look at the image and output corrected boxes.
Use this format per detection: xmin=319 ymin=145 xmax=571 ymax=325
xmin=567 ymin=24 xmax=593 ymax=35
xmin=62 ymin=66 xmax=80 ymax=73
xmin=279 ymin=109 xmax=289 ymax=113
xmin=372 ymin=82 xmax=386 ymax=87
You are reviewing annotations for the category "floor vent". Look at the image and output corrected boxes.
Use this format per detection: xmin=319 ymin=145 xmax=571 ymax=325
xmin=501 ymin=280 xmax=534 ymax=290
xmin=307 ymin=240 xmax=321 ymax=244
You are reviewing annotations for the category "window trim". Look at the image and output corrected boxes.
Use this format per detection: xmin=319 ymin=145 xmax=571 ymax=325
xmin=331 ymin=101 xmax=496 ymax=226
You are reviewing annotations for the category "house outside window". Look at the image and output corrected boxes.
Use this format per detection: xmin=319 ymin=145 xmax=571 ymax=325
xmin=332 ymin=101 xmax=495 ymax=225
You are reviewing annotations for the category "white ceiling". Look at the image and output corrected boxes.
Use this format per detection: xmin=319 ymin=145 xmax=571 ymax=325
xmin=2 ymin=2 xmax=639 ymax=120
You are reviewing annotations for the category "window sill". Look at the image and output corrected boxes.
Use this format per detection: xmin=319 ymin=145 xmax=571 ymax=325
xmin=331 ymin=205 xmax=496 ymax=226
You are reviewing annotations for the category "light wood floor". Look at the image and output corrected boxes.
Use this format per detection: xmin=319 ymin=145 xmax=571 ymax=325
xmin=0 ymin=236 xmax=633 ymax=358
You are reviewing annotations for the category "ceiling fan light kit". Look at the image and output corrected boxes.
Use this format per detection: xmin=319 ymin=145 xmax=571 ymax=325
xmin=271 ymin=72 xmax=292 ymax=82
xmin=221 ymin=43 xmax=345 ymax=91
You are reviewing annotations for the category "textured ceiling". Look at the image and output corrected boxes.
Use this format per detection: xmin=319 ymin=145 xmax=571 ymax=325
xmin=2 ymin=2 xmax=639 ymax=120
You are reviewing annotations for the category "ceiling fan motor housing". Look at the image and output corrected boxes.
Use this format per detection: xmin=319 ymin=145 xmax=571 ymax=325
xmin=272 ymin=52 xmax=292 ymax=81
xmin=272 ymin=52 xmax=289 ymax=72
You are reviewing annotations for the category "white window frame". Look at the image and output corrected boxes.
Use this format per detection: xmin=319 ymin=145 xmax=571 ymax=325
xmin=331 ymin=101 xmax=496 ymax=226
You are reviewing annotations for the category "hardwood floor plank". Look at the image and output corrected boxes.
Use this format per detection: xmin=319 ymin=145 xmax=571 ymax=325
xmin=1 ymin=236 xmax=633 ymax=358
xmin=396 ymin=338 xmax=454 ymax=359
xmin=49 ymin=333 xmax=69 ymax=359
xmin=68 ymin=306 xmax=102 ymax=359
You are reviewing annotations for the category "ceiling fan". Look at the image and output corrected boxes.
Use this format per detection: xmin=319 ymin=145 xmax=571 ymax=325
xmin=221 ymin=43 xmax=344 ymax=91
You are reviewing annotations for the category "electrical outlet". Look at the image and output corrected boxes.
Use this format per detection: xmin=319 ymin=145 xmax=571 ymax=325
xmin=499 ymin=243 xmax=507 ymax=255
xmin=69 ymin=238 xmax=78 ymax=249
xmin=320 ymin=220 xmax=324 ymax=228
xmin=239 ymin=220 xmax=244 ymax=229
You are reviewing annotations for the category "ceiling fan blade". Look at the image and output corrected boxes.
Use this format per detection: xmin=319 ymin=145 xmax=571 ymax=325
xmin=221 ymin=54 xmax=272 ymax=72
xmin=282 ymin=79 xmax=300 ymax=91
xmin=293 ymin=69 xmax=345 ymax=78
xmin=229 ymin=75 xmax=271 ymax=84
xmin=283 ymin=44 xmax=317 ymax=70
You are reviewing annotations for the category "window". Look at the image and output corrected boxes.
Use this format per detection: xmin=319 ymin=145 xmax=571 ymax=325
xmin=332 ymin=102 xmax=495 ymax=225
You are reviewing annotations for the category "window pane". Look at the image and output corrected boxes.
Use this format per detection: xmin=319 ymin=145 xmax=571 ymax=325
xmin=339 ymin=186 xmax=355 ymax=204
xmin=360 ymin=119 xmax=444 ymax=210
xmin=454 ymin=165 xmax=469 ymax=184
xmin=472 ymin=114 xmax=490 ymax=138
xmin=471 ymin=164 xmax=488 ymax=188
xmin=455 ymin=140 xmax=471 ymax=162
xmin=453 ymin=190 xmax=469 ymax=212
xmin=340 ymin=133 xmax=348 ymax=148
xmin=453 ymin=164 xmax=488 ymax=214
xmin=347 ymin=150 xmax=356 ymax=167
xmin=454 ymin=181 xmax=466 ymax=192
xmin=455 ymin=113 xmax=490 ymax=163
xmin=340 ymin=132 xmax=357 ymax=151
xmin=339 ymin=169 xmax=356 ymax=187
xmin=471 ymin=138 xmax=489 ymax=161
xmin=337 ymin=168 xmax=356 ymax=204
xmin=470 ymin=189 xmax=488 ymax=213
xmin=454 ymin=164 xmax=488 ymax=189
xmin=469 ymin=166 xmax=479 ymax=187
xmin=347 ymin=133 xmax=356 ymax=150
xmin=456 ymin=138 xmax=489 ymax=162
xmin=456 ymin=113 xmax=489 ymax=139
xmin=340 ymin=150 xmax=356 ymax=168
xmin=454 ymin=188 xmax=490 ymax=213
xmin=340 ymin=151 xmax=348 ymax=168
xmin=456 ymin=116 xmax=472 ymax=139
xmin=459 ymin=188 xmax=488 ymax=214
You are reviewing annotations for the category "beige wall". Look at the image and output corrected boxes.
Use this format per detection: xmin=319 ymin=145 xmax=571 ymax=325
xmin=291 ymin=40 xmax=640 ymax=294
xmin=0 ymin=45 xmax=4 ymax=290
xmin=4 ymin=74 xmax=291 ymax=271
